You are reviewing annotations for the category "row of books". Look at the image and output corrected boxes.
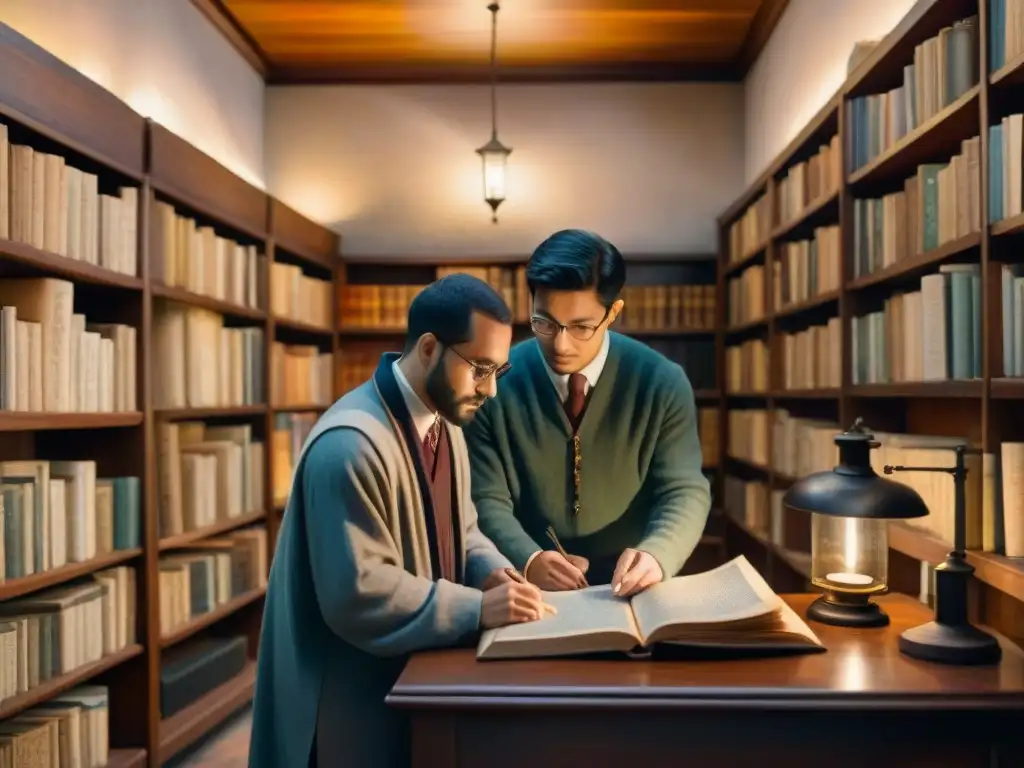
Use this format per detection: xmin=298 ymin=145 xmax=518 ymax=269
xmin=0 ymin=278 xmax=136 ymax=413
xmin=724 ymin=338 xmax=768 ymax=393
xmin=726 ymin=408 xmax=769 ymax=467
xmin=779 ymin=319 xmax=842 ymax=391
xmin=0 ymin=683 xmax=112 ymax=766
xmin=775 ymin=134 xmax=841 ymax=226
xmin=773 ymin=225 xmax=841 ymax=309
xmin=270 ymin=343 xmax=333 ymax=408
xmin=851 ymin=265 xmax=980 ymax=384
xmin=150 ymin=199 xmax=262 ymax=311
xmin=340 ymin=279 xmax=716 ymax=333
xmin=1 ymin=460 xmax=140 ymax=581
xmin=847 ymin=16 xmax=979 ymax=173
xmin=697 ymin=408 xmax=719 ymax=468
xmin=0 ymin=565 xmax=136 ymax=702
xmin=988 ymin=0 xmax=1024 ymax=73
xmin=728 ymin=193 xmax=771 ymax=263
xmin=853 ymin=138 xmax=982 ymax=280
xmin=271 ymin=412 xmax=317 ymax=507
xmin=152 ymin=302 xmax=265 ymax=409
xmin=158 ymin=526 xmax=268 ymax=638
xmin=990 ymin=112 xmax=1024 ymax=224
xmin=269 ymin=261 xmax=332 ymax=329
xmin=156 ymin=422 xmax=265 ymax=539
xmin=0 ymin=126 xmax=138 ymax=277
xmin=726 ymin=265 xmax=766 ymax=326
xmin=728 ymin=413 xmax=986 ymax=553
xmin=617 ymin=284 xmax=716 ymax=332
xmin=437 ymin=265 xmax=528 ymax=324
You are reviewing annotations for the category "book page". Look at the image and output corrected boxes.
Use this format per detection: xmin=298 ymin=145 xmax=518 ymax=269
xmin=477 ymin=585 xmax=640 ymax=659
xmin=631 ymin=556 xmax=781 ymax=644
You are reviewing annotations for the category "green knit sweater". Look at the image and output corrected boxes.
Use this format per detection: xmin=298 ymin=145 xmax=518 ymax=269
xmin=464 ymin=332 xmax=711 ymax=581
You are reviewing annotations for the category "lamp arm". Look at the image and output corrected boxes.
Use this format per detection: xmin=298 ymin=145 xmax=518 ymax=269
xmin=884 ymin=446 xmax=971 ymax=556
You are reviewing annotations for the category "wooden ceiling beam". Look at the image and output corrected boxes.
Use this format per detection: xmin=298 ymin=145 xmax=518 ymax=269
xmin=736 ymin=0 xmax=790 ymax=77
xmin=190 ymin=0 xmax=271 ymax=77
xmin=266 ymin=60 xmax=742 ymax=85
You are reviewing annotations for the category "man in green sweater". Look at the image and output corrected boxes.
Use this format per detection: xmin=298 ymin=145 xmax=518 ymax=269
xmin=465 ymin=229 xmax=712 ymax=597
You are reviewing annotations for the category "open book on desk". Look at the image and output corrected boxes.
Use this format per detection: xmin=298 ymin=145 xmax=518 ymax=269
xmin=477 ymin=555 xmax=825 ymax=661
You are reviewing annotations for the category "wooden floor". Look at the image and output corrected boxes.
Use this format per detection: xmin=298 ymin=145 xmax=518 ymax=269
xmin=169 ymin=706 xmax=252 ymax=767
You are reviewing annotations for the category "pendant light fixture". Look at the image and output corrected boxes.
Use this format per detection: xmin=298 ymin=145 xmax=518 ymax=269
xmin=476 ymin=1 xmax=511 ymax=223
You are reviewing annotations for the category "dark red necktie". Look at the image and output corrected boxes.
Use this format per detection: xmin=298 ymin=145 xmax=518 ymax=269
xmin=423 ymin=417 xmax=441 ymax=457
xmin=566 ymin=373 xmax=587 ymax=427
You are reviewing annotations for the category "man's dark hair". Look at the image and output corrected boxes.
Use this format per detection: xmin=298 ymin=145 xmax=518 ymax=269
xmin=404 ymin=272 xmax=512 ymax=352
xmin=526 ymin=229 xmax=626 ymax=308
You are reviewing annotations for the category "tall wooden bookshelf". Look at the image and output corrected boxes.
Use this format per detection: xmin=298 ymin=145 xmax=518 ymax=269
xmin=0 ymin=23 xmax=339 ymax=766
xmin=717 ymin=0 xmax=1024 ymax=645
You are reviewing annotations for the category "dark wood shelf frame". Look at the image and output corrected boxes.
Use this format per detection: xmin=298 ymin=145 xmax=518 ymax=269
xmin=715 ymin=0 xmax=1024 ymax=644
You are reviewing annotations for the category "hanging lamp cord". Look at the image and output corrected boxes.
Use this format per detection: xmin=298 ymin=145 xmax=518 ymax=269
xmin=488 ymin=2 xmax=499 ymax=139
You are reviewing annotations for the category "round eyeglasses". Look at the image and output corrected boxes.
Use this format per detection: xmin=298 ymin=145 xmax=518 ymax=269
xmin=530 ymin=314 xmax=607 ymax=341
xmin=444 ymin=345 xmax=511 ymax=381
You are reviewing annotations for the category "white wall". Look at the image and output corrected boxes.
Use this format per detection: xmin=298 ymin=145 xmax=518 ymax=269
xmin=265 ymin=83 xmax=745 ymax=257
xmin=744 ymin=0 xmax=918 ymax=184
xmin=0 ymin=0 xmax=265 ymax=188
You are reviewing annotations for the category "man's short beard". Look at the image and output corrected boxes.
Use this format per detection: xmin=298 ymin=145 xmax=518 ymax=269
xmin=425 ymin=359 xmax=483 ymax=427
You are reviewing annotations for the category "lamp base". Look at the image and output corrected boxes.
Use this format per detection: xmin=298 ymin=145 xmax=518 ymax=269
xmin=806 ymin=594 xmax=889 ymax=628
xmin=898 ymin=620 xmax=1002 ymax=666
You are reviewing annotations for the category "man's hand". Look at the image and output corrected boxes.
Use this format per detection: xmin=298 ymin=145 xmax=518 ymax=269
xmin=480 ymin=580 xmax=547 ymax=627
xmin=611 ymin=549 xmax=663 ymax=598
xmin=526 ymin=550 xmax=588 ymax=591
xmin=480 ymin=567 xmax=515 ymax=591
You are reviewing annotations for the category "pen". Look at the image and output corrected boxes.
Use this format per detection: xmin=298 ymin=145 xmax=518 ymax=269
xmin=504 ymin=568 xmax=558 ymax=616
xmin=546 ymin=526 xmax=589 ymax=587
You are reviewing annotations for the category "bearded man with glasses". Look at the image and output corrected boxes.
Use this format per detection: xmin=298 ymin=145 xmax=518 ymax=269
xmin=250 ymin=273 xmax=545 ymax=768
xmin=465 ymin=229 xmax=711 ymax=598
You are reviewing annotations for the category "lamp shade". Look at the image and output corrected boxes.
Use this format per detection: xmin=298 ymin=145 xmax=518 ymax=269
xmin=476 ymin=135 xmax=512 ymax=218
xmin=782 ymin=419 xmax=929 ymax=521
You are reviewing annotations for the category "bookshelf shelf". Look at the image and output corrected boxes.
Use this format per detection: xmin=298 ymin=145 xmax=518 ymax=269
xmin=771 ymin=389 xmax=840 ymax=399
xmin=157 ymin=511 xmax=268 ymax=552
xmin=847 ymin=382 xmax=983 ymax=398
xmin=0 ymin=548 xmax=142 ymax=601
xmin=0 ymin=643 xmax=143 ymax=721
xmin=723 ymin=244 xmax=767 ymax=277
xmin=272 ymin=315 xmax=334 ymax=336
xmin=773 ymin=290 xmax=840 ymax=320
xmin=715 ymin=0 xmax=1024 ymax=639
xmin=0 ymin=412 xmax=145 ymax=431
xmin=150 ymin=283 xmax=267 ymax=321
xmin=846 ymin=232 xmax=982 ymax=292
xmin=0 ymin=239 xmax=145 ymax=290
xmin=990 ymin=50 xmax=1024 ymax=87
xmin=991 ymin=379 xmax=1024 ymax=398
xmin=272 ymin=404 xmax=327 ymax=413
xmin=154 ymin=405 xmax=268 ymax=420
xmin=771 ymin=191 xmax=840 ymax=241
xmin=338 ymin=326 xmax=406 ymax=337
xmin=990 ymin=210 xmax=1024 ymax=237
xmin=158 ymin=662 xmax=256 ymax=765
xmin=108 ymin=748 xmax=148 ymax=768
xmin=160 ymin=587 xmax=267 ymax=649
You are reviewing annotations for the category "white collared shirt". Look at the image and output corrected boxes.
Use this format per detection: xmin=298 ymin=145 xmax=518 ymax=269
xmin=538 ymin=329 xmax=611 ymax=402
xmin=392 ymin=359 xmax=438 ymax=443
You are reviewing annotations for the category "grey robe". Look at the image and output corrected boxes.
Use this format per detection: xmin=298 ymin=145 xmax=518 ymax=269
xmin=248 ymin=373 xmax=511 ymax=767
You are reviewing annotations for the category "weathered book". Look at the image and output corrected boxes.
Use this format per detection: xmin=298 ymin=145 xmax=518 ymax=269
xmin=477 ymin=556 xmax=825 ymax=661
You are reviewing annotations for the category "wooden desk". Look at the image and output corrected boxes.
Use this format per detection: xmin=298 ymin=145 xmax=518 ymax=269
xmin=388 ymin=594 xmax=1024 ymax=768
